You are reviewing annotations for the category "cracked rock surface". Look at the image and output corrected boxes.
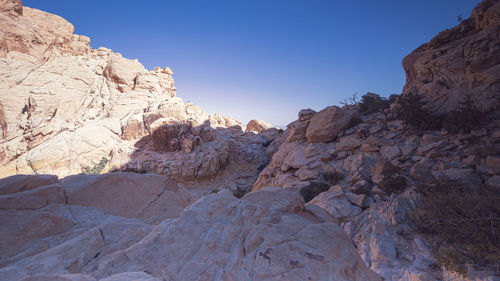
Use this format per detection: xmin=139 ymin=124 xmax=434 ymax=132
xmin=0 ymin=174 xmax=381 ymax=281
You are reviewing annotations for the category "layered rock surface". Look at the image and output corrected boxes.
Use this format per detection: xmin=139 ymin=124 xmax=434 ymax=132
xmin=402 ymin=0 xmax=500 ymax=113
xmin=0 ymin=174 xmax=382 ymax=281
xmin=0 ymin=1 xmax=277 ymax=195
xmin=251 ymin=4 xmax=500 ymax=279
xmin=2 ymin=0 xmax=500 ymax=281
xmin=253 ymin=102 xmax=500 ymax=280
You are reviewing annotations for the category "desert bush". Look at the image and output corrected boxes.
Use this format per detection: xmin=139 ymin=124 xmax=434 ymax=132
xmin=393 ymin=93 xmax=441 ymax=131
xmin=123 ymin=167 xmax=148 ymax=174
xmin=343 ymin=115 xmax=363 ymax=132
xmin=299 ymin=182 xmax=330 ymax=202
xmin=359 ymin=93 xmax=389 ymax=115
xmin=379 ymin=174 xmax=407 ymax=194
xmin=83 ymin=157 xmax=108 ymax=175
xmin=388 ymin=94 xmax=399 ymax=104
xmin=340 ymin=93 xmax=359 ymax=107
xmin=411 ymin=183 xmax=500 ymax=275
xmin=322 ymin=168 xmax=344 ymax=185
xmin=442 ymin=95 xmax=489 ymax=133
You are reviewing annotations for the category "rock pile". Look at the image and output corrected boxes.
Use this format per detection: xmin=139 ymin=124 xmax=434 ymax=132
xmin=253 ymin=97 xmax=500 ymax=279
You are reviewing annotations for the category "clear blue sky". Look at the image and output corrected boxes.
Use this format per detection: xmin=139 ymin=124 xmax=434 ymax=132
xmin=24 ymin=0 xmax=480 ymax=126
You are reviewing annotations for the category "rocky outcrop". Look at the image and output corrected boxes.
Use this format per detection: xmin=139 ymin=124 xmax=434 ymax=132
xmin=253 ymin=91 xmax=500 ymax=279
xmin=245 ymin=119 xmax=273 ymax=133
xmin=0 ymin=175 xmax=382 ymax=281
xmin=0 ymin=0 xmax=276 ymax=193
xmin=402 ymin=0 xmax=500 ymax=113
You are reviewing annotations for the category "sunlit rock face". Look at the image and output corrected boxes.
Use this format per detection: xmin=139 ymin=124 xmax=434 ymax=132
xmin=402 ymin=0 xmax=500 ymax=114
xmin=0 ymin=0 xmax=275 ymax=196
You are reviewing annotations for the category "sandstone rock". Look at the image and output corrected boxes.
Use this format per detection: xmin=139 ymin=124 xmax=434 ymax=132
xmin=361 ymin=143 xmax=379 ymax=152
xmin=0 ymin=0 xmax=22 ymax=15
xmin=0 ymin=184 xmax=65 ymax=210
xmin=417 ymin=140 xmax=447 ymax=156
xmin=486 ymin=155 xmax=500 ymax=169
xmin=462 ymin=154 xmax=481 ymax=166
xmin=90 ymin=190 xmax=381 ymax=281
xmin=298 ymin=108 xmax=316 ymax=122
xmin=402 ymin=0 xmax=500 ymax=113
xmin=120 ymin=118 xmax=146 ymax=140
xmin=486 ymin=175 xmax=500 ymax=188
xmin=245 ymin=119 xmax=273 ymax=133
xmin=343 ymin=190 xmax=433 ymax=280
xmin=0 ymin=2 xmax=264 ymax=184
xmin=295 ymin=166 xmax=321 ymax=181
xmin=0 ymin=209 xmax=75 ymax=263
xmin=61 ymin=173 xmax=189 ymax=223
xmin=2 ymin=227 xmax=105 ymax=280
xmin=20 ymin=274 xmax=97 ymax=281
xmin=432 ymin=168 xmax=482 ymax=185
xmin=208 ymin=113 xmax=241 ymax=128
xmin=0 ymin=174 xmax=58 ymax=195
xmin=347 ymin=193 xmax=370 ymax=208
xmin=336 ymin=136 xmax=362 ymax=151
xmin=308 ymin=190 xmax=362 ymax=223
xmin=352 ymin=180 xmax=372 ymax=195
xmin=410 ymin=158 xmax=436 ymax=183
xmin=380 ymin=145 xmax=401 ymax=161
xmin=371 ymin=161 xmax=400 ymax=186
xmin=306 ymin=106 xmax=358 ymax=143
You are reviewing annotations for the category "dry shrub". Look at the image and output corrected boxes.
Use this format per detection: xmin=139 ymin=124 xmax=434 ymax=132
xmin=359 ymin=93 xmax=389 ymax=115
xmin=393 ymin=93 xmax=441 ymax=131
xmin=379 ymin=175 xmax=407 ymax=195
xmin=299 ymin=182 xmax=330 ymax=203
xmin=442 ymin=95 xmax=489 ymax=133
xmin=83 ymin=157 xmax=108 ymax=175
xmin=411 ymin=183 xmax=500 ymax=275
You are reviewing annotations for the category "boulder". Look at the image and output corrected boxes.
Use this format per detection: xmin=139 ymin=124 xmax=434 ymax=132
xmin=336 ymin=136 xmax=362 ymax=151
xmin=308 ymin=190 xmax=362 ymax=223
xmin=245 ymin=119 xmax=273 ymax=133
xmin=306 ymin=106 xmax=358 ymax=143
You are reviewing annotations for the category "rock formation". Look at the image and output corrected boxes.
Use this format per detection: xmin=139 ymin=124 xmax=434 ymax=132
xmin=250 ymin=4 xmax=500 ymax=279
xmin=1 ymin=0 xmax=500 ymax=280
xmin=402 ymin=0 xmax=500 ymax=113
xmin=0 ymin=174 xmax=382 ymax=281
xmin=0 ymin=0 xmax=276 ymax=195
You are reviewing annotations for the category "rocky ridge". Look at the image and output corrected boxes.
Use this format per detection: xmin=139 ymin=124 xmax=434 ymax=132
xmin=0 ymin=1 xmax=280 ymax=195
xmin=402 ymin=0 xmax=500 ymax=114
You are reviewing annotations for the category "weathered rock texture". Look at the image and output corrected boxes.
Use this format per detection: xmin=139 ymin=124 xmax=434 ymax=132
xmin=402 ymin=0 xmax=500 ymax=113
xmin=253 ymin=98 xmax=500 ymax=280
xmin=0 ymin=174 xmax=382 ymax=281
xmin=0 ymin=0 xmax=275 ymax=195
xmin=2 ymin=1 xmax=500 ymax=281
